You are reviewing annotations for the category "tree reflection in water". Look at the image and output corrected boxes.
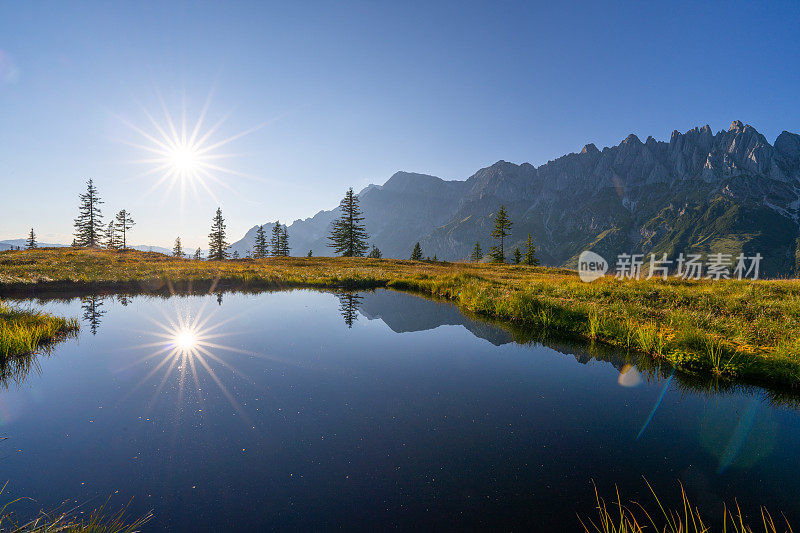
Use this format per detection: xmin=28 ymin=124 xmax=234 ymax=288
xmin=80 ymin=295 xmax=106 ymax=335
xmin=337 ymin=291 xmax=363 ymax=328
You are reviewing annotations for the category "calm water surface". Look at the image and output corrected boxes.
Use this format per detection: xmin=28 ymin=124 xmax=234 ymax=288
xmin=3 ymin=289 xmax=799 ymax=531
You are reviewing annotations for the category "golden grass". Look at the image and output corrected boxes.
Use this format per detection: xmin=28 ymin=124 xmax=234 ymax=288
xmin=2 ymin=247 xmax=800 ymax=386
xmin=581 ymin=479 xmax=792 ymax=533
xmin=0 ymin=300 xmax=78 ymax=360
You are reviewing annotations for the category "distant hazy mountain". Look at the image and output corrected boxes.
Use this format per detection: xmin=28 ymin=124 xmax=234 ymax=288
xmin=228 ymin=121 xmax=800 ymax=276
xmin=0 ymin=239 xmax=68 ymax=251
xmin=0 ymin=239 xmax=174 ymax=255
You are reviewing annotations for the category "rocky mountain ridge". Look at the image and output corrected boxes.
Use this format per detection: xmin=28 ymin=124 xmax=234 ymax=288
xmin=230 ymin=121 xmax=800 ymax=276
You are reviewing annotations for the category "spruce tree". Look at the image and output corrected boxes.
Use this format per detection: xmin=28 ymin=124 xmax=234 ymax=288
xmin=328 ymin=188 xmax=369 ymax=257
xmin=307 ymin=250 xmax=313 ymax=257
xmin=115 ymin=210 xmax=135 ymax=250
xmin=523 ymin=233 xmax=540 ymax=266
xmin=254 ymin=225 xmax=268 ymax=259
xmin=470 ymin=241 xmax=483 ymax=262
xmin=73 ymin=179 xmax=104 ymax=247
xmin=173 ymin=237 xmax=183 ymax=258
xmin=105 ymin=221 xmax=117 ymax=249
xmin=270 ymin=222 xmax=283 ymax=257
xmin=208 ymin=207 xmax=229 ymax=260
xmin=489 ymin=205 xmax=512 ymax=263
xmin=280 ymin=225 xmax=290 ymax=256
xmin=410 ymin=242 xmax=423 ymax=260
xmin=26 ymin=228 xmax=37 ymax=249
xmin=71 ymin=238 xmax=78 ymax=247
xmin=367 ymin=245 xmax=382 ymax=259
xmin=232 ymin=250 xmax=240 ymax=259
xmin=513 ymin=247 xmax=522 ymax=264
xmin=193 ymin=248 xmax=203 ymax=260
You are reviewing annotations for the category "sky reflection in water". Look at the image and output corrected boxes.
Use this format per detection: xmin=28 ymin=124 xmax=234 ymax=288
xmin=1 ymin=289 xmax=798 ymax=531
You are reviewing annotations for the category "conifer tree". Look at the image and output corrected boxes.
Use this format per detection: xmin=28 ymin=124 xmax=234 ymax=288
xmin=410 ymin=242 xmax=423 ymax=260
xmin=367 ymin=245 xmax=382 ymax=259
xmin=307 ymin=250 xmax=313 ymax=257
xmin=253 ymin=225 xmax=268 ymax=259
xmin=26 ymin=228 xmax=37 ymax=249
xmin=73 ymin=179 xmax=104 ymax=247
xmin=232 ymin=250 xmax=240 ymax=259
xmin=513 ymin=247 xmax=522 ymax=264
xmin=193 ymin=248 xmax=203 ymax=260
xmin=328 ymin=188 xmax=369 ymax=257
xmin=470 ymin=241 xmax=483 ymax=262
xmin=173 ymin=237 xmax=183 ymax=258
xmin=489 ymin=205 xmax=512 ymax=263
xmin=105 ymin=221 xmax=117 ymax=249
xmin=115 ymin=210 xmax=135 ymax=250
xmin=208 ymin=207 xmax=229 ymax=260
xmin=71 ymin=238 xmax=78 ymax=247
xmin=270 ymin=222 xmax=283 ymax=257
xmin=523 ymin=233 xmax=540 ymax=266
xmin=280 ymin=225 xmax=290 ymax=256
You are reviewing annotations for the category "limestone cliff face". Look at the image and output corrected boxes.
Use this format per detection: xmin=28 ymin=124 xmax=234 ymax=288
xmin=231 ymin=122 xmax=800 ymax=276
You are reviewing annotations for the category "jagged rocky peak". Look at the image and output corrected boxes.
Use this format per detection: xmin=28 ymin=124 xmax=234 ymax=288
xmin=775 ymin=131 xmax=800 ymax=167
xmin=729 ymin=119 xmax=744 ymax=132
xmin=622 ymin=133 xmax=642 ymax=145
xmin=580 ymin=143 xmax=599 ymax=155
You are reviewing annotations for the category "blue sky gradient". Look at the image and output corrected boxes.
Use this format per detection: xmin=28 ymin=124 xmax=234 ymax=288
xmin=1 ymin=1 xmax=798 ymax=247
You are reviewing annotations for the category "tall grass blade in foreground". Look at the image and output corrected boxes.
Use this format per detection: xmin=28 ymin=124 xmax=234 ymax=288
xmin=580 ymin=479 xmax=793 ymax=533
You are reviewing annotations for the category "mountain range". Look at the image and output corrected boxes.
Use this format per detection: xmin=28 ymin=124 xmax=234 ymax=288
xmin=0 ymin=239 xmax=173 ymax=255
xmin=231 ymin=121 xmax=800 ymax=277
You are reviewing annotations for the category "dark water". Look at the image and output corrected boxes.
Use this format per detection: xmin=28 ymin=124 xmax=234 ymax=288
xmin=3 ymin=289 xmax=800 ymax=531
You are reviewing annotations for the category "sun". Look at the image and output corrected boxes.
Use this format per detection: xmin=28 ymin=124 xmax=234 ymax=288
xmin=119 ymin=90 xmax=264 ymax=206
xmin=168 ymin=145 xmax=201 ymax=174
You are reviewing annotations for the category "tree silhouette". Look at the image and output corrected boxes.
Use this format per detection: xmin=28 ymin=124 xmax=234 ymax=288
xmin=208 ymin=208 xmax=229 ymax=260
xmin=173 ymin=237 xmax=184 ymax=258
xmin=105 ymin=221 xmax=117 ymax=249
xmin=307 ymin=250 xmax=313 ymax=257
xmin=73 ymin=179 xmax=104 ymax=247
xmin=410 ymin=242 xmax=423 ymax=261
xmin=232 ymin=250 xmax=240 ymax=259
xmin=193 ymin=248 xmax=203 ymax=260
xmin=253 ymin=225 xmax=268 ymax=259
xmin=280 ymin=225 xmax=290 ymax=256
xmin=367 ymin=245 xmax=382 ymax=258
xmin=115 ymin=210 xmax=135 ymax=250
xmin=523 ymin=233 xmax=540 ymax=266
xmin=26 ymin=228 xmax=36 ymax=249
xmin=470 ymin=241 xmax=482 ymax=262
xmin=489 ymin=205 xmax=512 ymax=263
xmin=328 ymin=188 xmax=369 ymax=257
xmin=513 ymin=247 xmax=522 ymax=264
xmin=270 ymin=222 xmax=283 ymax=257
xmin=337 ymin=291 xmax=363 ymax=328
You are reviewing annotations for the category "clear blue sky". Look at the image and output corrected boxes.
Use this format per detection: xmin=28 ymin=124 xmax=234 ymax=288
xmin=1 ymin=1 xmax=798 ymax=248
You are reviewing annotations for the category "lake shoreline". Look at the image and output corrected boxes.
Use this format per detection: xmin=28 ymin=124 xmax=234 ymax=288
xmin=2 ymin=247 xmax=799 ymax=389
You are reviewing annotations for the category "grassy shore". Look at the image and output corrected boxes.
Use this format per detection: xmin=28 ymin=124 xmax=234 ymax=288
xmin=2 ymin=247 xmax=800 ymax=387
xmin=0 ymin=299 xmax=78 ymax=360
